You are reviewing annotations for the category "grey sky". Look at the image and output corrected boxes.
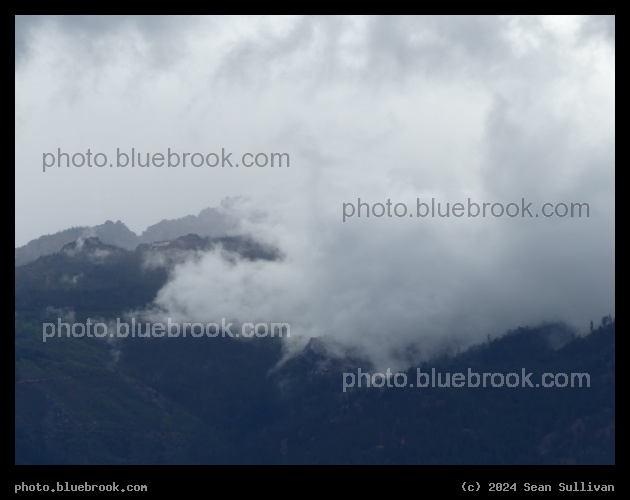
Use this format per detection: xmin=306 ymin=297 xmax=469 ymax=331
xmin=16 ymin=15 xmax=615 ymax=369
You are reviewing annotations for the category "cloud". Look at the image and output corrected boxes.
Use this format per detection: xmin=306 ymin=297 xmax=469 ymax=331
xmin=60 ymin=273 xmax=83 ymax=286
xmin=17 ymin=16 xmax=614 ymax=371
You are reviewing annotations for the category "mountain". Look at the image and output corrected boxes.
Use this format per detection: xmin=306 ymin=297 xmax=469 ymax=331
xmin=15 ymin=220 xmax=136 ymax=267
xmin=15 ymin=234 xmax=279 ymax=312
xmin=15 ymin=234 xmax=615 ymax=464
xmin=138 ymin=207 xmax=237 ymax=244
xmin=15 ymin=207 xmax=239 ymax=267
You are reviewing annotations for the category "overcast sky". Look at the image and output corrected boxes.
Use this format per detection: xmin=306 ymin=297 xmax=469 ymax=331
xmin=16 ymin=15 xmax=615 ymax=369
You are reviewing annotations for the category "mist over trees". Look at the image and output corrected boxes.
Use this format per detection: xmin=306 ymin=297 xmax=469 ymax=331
xmin=15 ymin=231 xmax=615 ymax=464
